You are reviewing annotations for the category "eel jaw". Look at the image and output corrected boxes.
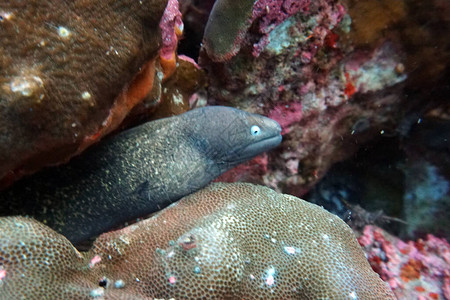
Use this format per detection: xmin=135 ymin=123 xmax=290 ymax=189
xmin=225 ymin=134 xmax=282 ymax=164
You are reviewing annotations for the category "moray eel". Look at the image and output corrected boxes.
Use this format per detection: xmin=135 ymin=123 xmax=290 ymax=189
xmin=0 ymin=106 xmax=281 ymax=243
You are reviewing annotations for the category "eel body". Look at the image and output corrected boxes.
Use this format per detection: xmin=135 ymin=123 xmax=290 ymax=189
xmin=0 ymin=106 xmax=281 ymax=243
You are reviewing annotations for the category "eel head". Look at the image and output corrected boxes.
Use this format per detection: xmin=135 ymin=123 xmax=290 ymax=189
xmin=184 ymin=106 xmax=282 ymax=170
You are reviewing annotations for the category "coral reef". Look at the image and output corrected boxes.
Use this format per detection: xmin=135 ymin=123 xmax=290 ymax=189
xmin=359 ymin=225 xmax=450 ymax=299
xmin=199 ymin=0 xmax=409 ymax=194
xmin=0 ymin=0 xmax=168 ymax=187
xmin=0 ymin=183 xmax=395 ymax=299
xmin=0 ymin=0 xmax=449 ymax=298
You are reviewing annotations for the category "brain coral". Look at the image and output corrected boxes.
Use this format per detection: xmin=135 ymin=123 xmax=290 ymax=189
xmin=0 ymin=0 xmax=167 ymax=186
xmin=0 ymin=183 xmax=395 ymax=299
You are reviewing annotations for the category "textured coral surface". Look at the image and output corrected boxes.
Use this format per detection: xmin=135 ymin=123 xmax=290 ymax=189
xmin=0 ymin=0 xmax=167 ymax=187
xmin=0 ymin=183 xmax=395 ymax=299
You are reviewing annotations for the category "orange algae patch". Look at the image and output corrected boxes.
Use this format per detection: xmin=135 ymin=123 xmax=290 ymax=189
xmin=160 ymin=21 xmax=184 ymax=81
xmin=400 ymin=258 xmax=423 ymax=282
xmin=160 ymin=51 xmax=177 ymax=81
xmin=79 ymin=59 xmax=156 ymax=152
xmin=400 ymin=246 xmax=411 ymax=255
xmin=414 ymin=286 xmax=426 ymax=292
xmin=344 ymin=72 xmax=356 ymax=98
xmin=429 ymin=292 xmax=439 ymax=299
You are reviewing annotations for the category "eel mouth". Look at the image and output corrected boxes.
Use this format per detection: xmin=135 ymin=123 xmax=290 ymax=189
xmin=226 ymin=134 xmax=282 ymax=163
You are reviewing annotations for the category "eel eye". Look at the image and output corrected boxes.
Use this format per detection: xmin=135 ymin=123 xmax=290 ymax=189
xmin=251 ymin=125 xmax=261 ymax=136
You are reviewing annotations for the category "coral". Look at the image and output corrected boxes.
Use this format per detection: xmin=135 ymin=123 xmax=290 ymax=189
xmin=151 ymin=55 xmax=206 ymax=119
xmin=396 ymin=0 xmax=450 ymax=88
xmin=0 ymin=0 xmax=168 ymax=187
xmin=202 ymin=0 xmax=311 ymax=61
xmin=199 ymin=0 xmax=411 ymax=193
xmin=125 ymin=55 xmax=206 ymax=123
xmin=268 ymin=102 xmax=303 ymax=135
xmin=0 ymin=183 xmax=395 ymax=299
xmin=159 ymin=0 xmax=184 ymax=79
xmin=358 ymin=225 xmax=450 ymax=299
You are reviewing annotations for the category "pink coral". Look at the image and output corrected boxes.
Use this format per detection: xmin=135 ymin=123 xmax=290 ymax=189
xmin=159 ymin=0 xmax=183 ymax=60
xmin=358 ymin=225 xmax=450 ymax=299
xmin=251 ymin=0 xmax=311 ymax=56
xmin=214 ymin=154 xmax=269 ymax=183
xmin=268 ymin=102 xmax=302 ymax=135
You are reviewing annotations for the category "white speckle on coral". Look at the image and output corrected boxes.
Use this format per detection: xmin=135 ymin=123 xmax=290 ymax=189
xmin=81 ymin=91 xmax=91 ymax=100
xmin=0 ymin=11 xmax=13 ymax=21
xmin=349 ymin=291 xmax=358 ymax=299
xmin=89 ymin=255 xmax=101 ymax=268
xmin=58 ymin=26 xmax=71 ymax=38
xmin=264 ymin=267 xmax=276 ymax=286
xmin=283 ymin=246 xmax=298 ymax=255
xmin=172 ymin=91 xmax=184 ymax=105
xmin=114 ymin=279 xmax=125 ymax=289
xmin=0 ymin=268 xmax=6 ymax=281
xmin=89 ymin=288 xmax=104 ymax=298
xmin=10 ymin=75 xmax=44 ymax=99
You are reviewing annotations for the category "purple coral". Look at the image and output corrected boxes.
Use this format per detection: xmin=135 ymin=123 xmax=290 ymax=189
xmin=160 ymin=0 xmax=183 ymax=61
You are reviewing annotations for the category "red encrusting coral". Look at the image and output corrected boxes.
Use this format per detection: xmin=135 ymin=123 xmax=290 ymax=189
xmin=215 ymin=154 xmax=269 ymax=184
xmin=344 ymin=72 xmax=356 ymax=98
xmin=358 ymin=225 xmax=450 ymax=299
xmin=268 ymin=102 xmax=302 ymax=135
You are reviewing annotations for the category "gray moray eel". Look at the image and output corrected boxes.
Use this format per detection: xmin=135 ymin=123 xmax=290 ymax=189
xmin=0 ymin=106 xmax=281 ymax=243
